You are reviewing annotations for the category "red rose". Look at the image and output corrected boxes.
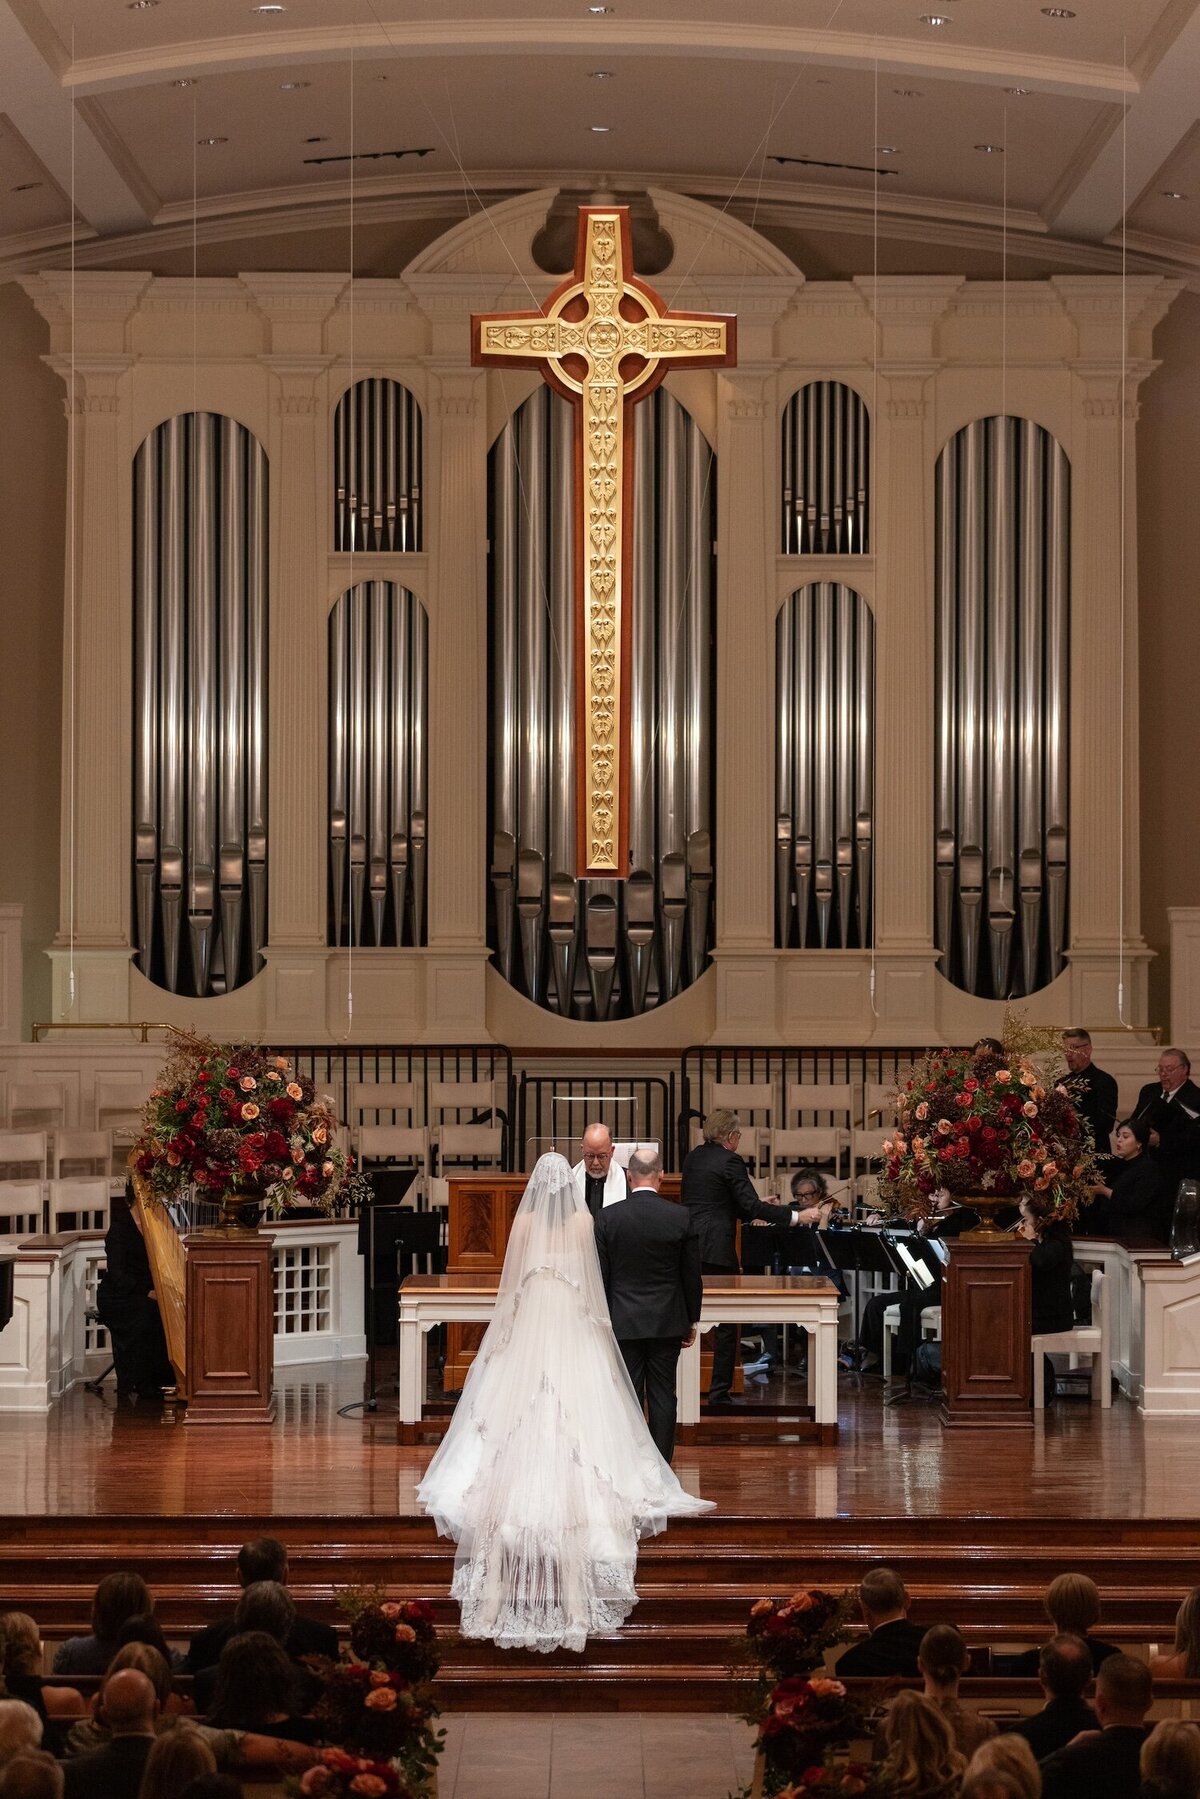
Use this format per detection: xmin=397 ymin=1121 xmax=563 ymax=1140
xmin=265 ymin=1130 xmax=289 ymax=1158
xmin=967 ymin=1115 xmax=982 ymax=1132
xmin=267 ymin=1096 xmax=296 ymax=1124
xmin=965 ymin=1076 xmax=979 ymax=1091
xmin=226 ymin=1067 xmax=240 ymax=1081
xmin=136 ymin=1152 xmax=153 ymax=1174
xmin=218 ymin=1087 xmax=236 ymax=1104
xmin=175 ymin=1099 xmax=190 ymax=1114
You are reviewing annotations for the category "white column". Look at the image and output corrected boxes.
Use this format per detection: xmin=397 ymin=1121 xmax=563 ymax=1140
xmin=0 ymin=905 xmax=22 ymax=1043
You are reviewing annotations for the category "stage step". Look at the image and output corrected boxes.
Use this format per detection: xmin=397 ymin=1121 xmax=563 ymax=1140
xmin=3 ymin=1512 xmax=1196 ymax=1711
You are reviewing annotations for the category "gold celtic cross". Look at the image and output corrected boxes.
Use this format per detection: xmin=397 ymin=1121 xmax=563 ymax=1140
xmin=473 ymin=206 xmax=736 ymax=878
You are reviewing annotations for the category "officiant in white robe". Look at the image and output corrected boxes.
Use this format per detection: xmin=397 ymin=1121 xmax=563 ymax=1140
xmin=572 ymin=1122 xmax=629 ymax=1220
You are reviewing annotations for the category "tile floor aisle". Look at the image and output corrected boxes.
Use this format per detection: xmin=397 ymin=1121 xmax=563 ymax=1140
xmin=437 ymin=1713 xmax=757 ymax=1798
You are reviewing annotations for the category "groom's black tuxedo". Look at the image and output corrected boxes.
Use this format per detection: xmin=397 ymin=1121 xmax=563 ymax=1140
xmin=594 ymin=1187 xmax=702 ymax=1462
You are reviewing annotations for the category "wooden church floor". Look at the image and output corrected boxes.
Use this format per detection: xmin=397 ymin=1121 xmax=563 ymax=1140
xmin=2 ymin=1354 xmax=1196 ymax=1522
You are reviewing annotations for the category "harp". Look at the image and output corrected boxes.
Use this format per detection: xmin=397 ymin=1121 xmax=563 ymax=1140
xmin=129 ymin=1161 xmax=189 ymax=1399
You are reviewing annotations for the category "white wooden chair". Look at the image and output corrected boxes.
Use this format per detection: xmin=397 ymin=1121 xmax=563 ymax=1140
xmin=705 ymin=1081 xmax=777 ymax=1176
xmin=0 ymin=1131 xmax=49 ymax=1181
xmin=882 ymin=1303 xmax=941 ymax=1379
xmin=95 ymin=1081 xmax=149 ymax=1173
xmin=1032 ymin=1267 xmax=1111 ymax=1409
xmin=0 ymin=1180 xmax=44 ymax=1236
xmin=7 ymin=1084 xmax=67 ymax=1135
xmin=53 ymin=1129 xmax=113 ymax=1179
xmin=349 ymin=1082 xmax=430 ymax=1179
xmin=429 ymin=1080 xmax=505 ymax=1172
xmin=48 ymin=1178 xmax=110 ymax=1232
xmin=768 ymin=1083 xmax=854 ymax=1185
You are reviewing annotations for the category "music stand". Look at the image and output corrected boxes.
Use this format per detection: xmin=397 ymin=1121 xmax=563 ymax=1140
xmin=337 ymin=1167 xmax=422 ymax=1418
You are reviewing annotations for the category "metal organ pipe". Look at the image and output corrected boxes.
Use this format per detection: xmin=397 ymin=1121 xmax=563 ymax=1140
xmin=327 ymin=581 xmax=427 ymax=948
xmin=487 ymin=385 xmax=716 ymax=1018
xmin=782 ymin=383 xmax=870 ymax=555
xmin=333 ymin=379 xmax=423 ymax=552
xmin=775 ymin=583 xmax=874 ymax=953
xmin=933 ymin=416 xmax=1071 ymax=997
xmin=132 ymin=412 xmax=268 ymax=998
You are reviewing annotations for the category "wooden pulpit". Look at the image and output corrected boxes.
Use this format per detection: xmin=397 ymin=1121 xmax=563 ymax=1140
xmin=940 ymin=1236 xmax=1033 ymax=1430
xmin=183 ymin=1230 xmax=276 ymax=1425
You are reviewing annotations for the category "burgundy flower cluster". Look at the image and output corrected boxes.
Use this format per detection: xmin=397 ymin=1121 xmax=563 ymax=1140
xmin=746 ymin=1590 xmax=856 ymax=1683
xmin=760 ymin=1677 xmax=868 ymax=1784
xmin=290 ymin=1747 xmax=414 ymax=1797
xmin=305 ymin=1593 xmax=443 ymax=1796
xmin=133 ymin=1031 xmax=352 ymax=1217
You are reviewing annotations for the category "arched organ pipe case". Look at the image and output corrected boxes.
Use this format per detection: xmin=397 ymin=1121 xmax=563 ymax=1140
xmin=328 ymin=582 xmax=428 ymax=948
xmin=333 ymin=378 xmax=422 ymax=553
xmin=781 ymin=382 xmax=870 ymax=554
xmin=488 ymin=386 xmax=716 ymax=1020
xmin=934 ymin=416 xmax=1070 ymax=999
xmin=775 ymin=585 xmax=874 ymax=949
xmin=133 ymin=413 xmax=268 ymax=998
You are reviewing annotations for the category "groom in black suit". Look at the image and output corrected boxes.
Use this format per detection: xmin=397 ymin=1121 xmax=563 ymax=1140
xmin=594 ymin=1146 xmax=702 ymax=1463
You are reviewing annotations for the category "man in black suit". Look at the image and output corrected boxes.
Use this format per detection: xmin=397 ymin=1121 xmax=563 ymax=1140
xmin=1059 ymin=1029 xmax=1119 ymax=1161
xmin=1134 ymin=1048 xmax=1200 ymax=1199
xmin=61 ymin=1668 xmax=158 ymax=1799
xmin=594 ymin=1146 xmax=702 ymax=1463
xmin=680 ymin=1108 xmax=801 ymax=1407
xmin=184 ymin=1536 xmax=336 ymax=1675
xmin=834 ymin=1568 xmax=925 ymax=1677
xmin=1038 ymin=1652 xmax=1152 ymax=1799
xmin=1002 ymin=1635 xmax=1097 ymax=1760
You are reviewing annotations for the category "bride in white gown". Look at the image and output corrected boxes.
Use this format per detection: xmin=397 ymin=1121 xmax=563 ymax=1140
xmin=417 ymin=1152 xmax=713 ymax=1652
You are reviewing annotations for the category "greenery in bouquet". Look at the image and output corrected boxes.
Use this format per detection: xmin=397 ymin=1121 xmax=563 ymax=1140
xmin=873 ymin=1015 xmax=1102 ymax=1226
xmin=735 ymin=1589 xmax=856 ymax=1723
xmin=133 ymin=1030 xmax=366 ymax=1218
xmin=759 ymin=1676 xmax=869 ymax=1789
xmin=287 ymin=1747 xmax=417 ymax=1797
xmin=306 ymin=1589 xmax=443 ymax=1795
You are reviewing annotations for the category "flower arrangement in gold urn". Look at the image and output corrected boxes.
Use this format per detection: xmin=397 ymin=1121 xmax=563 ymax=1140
xmin=874 ymin=1017 xmax=1101 ymax=1234
xmin=133 ymin=1029 xmax=362 ymax=1226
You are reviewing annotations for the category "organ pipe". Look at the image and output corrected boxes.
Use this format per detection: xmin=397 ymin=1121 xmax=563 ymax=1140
xmin=934 ymin=416 xmax=1070 ymax=998
xmin=132 ymin=412 xmax=268 ymax=999
xmin=333 ymin=378 xmax=423 ymax=552
xmin=488 ymin=384 xmax=716 ymax=1019
xmin=781 ymin=382 xmax=871 ymax=554
xmin=327 ymin=581 xmax=428 ymax=948
xmin=774 ymin=584 xmax=874 ymax=951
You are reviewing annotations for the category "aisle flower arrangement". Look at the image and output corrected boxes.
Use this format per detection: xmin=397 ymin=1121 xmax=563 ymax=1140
xmin=743 ymin=1589 xmax=857 ymax=1689
xmin=298 ymin=1590 xmax=443 ymax=1798
xmin=133 ymin=1029 xmax=363 ymax=1220
xmin=734 ymin=1590 xmax=862 ymax=1799
xmin=758 ymin=1676 xmax=869 ymax=1789
xmin=292 ymin=1749 xmax=415 ymax=1797
xmin=875 ymin=1017 xmax=1101 ymax=1226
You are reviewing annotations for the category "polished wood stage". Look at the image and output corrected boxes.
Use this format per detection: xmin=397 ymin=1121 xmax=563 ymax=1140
xmin=3 ymin=1361 xmax=1199 ymax=1709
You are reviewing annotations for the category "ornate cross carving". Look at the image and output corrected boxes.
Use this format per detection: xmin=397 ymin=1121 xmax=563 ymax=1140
xmin=473 ymin=206 xmax=736 ymax=877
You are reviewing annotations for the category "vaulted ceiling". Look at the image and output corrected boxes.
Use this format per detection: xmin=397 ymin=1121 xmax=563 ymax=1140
xmin=2 ymin=0 xmax=1200 ymax=282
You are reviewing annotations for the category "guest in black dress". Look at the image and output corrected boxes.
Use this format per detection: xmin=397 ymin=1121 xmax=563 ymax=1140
xmin=1087 ymin=1118 xmax=1172 ymax=1242
xmin=94 ymin=1186 xmax=175 ymax=1399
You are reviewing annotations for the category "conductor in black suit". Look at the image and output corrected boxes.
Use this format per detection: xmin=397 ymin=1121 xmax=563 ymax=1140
xmin=594 ymin=1147 xmax=702 ymax=1463
xmin=679 ymin=1108 xmax=802 ymax=1408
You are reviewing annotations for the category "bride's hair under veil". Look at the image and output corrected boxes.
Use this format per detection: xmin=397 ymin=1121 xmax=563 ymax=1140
xmin=416 ymin=1151 xmax=711 ymax=1653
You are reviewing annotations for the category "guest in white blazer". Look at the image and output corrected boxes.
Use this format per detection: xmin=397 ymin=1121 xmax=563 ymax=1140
xmin=571 ymin=1122 xmax=629 ymax=1220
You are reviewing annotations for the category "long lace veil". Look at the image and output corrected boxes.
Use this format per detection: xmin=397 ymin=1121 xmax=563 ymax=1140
xmin=492 ymin=1149 xmax=609 ymax=1321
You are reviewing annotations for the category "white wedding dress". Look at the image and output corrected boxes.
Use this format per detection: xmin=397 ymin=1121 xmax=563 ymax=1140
xmin=417 ymin=1153 xmax=713 ymax=1652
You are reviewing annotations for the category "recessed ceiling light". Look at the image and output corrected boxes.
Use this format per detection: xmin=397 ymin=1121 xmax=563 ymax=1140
xmin=198 ymin=136 xmax=228 ymax=146
xmin=920 ymin=14 xmax=951 ymax=24
xmin=975 ymin=143 xmax=1004 ymax=153
xmin=304 ymin=135 xmax=330 ymax=143
xmin=1041 ymin=5 xmax=1075 ymax=14
xmin=171 ymin=78 xmax=198 ymax=87
xmin=876 ymin=145 xmax=899 ymax=155
xmin=587 ymin=4 xmax=613 ymax=12
xmin=12 ymin=181 xmax=42 ymax=192
xmin=279 ymin=80 xmax=310 ymax=89
xmin=590 ymin=124 xmax=611 ymax=132
xmin=589 ymin=69 xmax=614 ymax=78
xmin=894 ymin=88 xmax=923 ymax=97
xmin=251 ymin=3 xmax=286 ymax=11
xmin=373 ymin=75 xmax=388 ymax=82
xmin=1005 ymin=86 xmax=1032 ymax=95
xmin=1162 ymin=190 xmax=1186 ymax=199
xmin=127 ymin=1 xmax=157 ymax=9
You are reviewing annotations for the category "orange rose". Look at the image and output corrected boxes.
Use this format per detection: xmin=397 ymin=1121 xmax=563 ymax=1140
xmin=807 ymin=1676 xmax=846 ymax=1697
xmin=751 ymin=1598 xmax=774 ymax=1617
xmin=239 ymin=1075 xmax=257 ymax=1092
xmin=241 ymin=1103 xmax=260 ymax=1121
xmin=394 ymin=1622 xmax=416 ymax=1642
xmin=349 ymin=1780 xmax=388 ymax=1798
xmin=364 ymin=1686 xmax=397 ymax=1711
xmin=995 ymin=1069 xmax=1012 ymax=1084
xmin=287 ymin=1083 xmax=303 ymax=1101
xmin=1022 ymin=1101 xmax=1038 ymax=1118
xmin=1017 ymin=1160 xmax=1036 ymax=1180
xmin=1043 ymin=1161 xmax=1058 ymax=1178
xmin=313 ymin=1126 xmax=328 ymax=1145
xmin=368 ymin=1669 xmax=391 ymax=1687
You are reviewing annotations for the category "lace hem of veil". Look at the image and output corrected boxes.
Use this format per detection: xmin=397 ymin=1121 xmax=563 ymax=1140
xmin=450 ymin=1556 xmax=637 ymax=1654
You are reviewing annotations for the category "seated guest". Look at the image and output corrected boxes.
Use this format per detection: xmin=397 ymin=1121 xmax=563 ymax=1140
xmin=1039 ymin=1653 xmax=1153 ymax=1799
xmin=1001 ymin=1635 xmax=1097 ymax=1759
xmin=53 ymin=1576 xmax=154 ymax=1678
xmin=93 ymin=1187 xmax=175 ymax=1402
xmin=1009 ymin=1573 xmax=1119 ymax=1677
xmin=184 ymin=1539 xmax=335 ymax=1675
xmin=836 ymin=1568 xmax=926 ymax=1677
xmin=0 ymin=1752 xmax=63 ymax=1799
xmin=853 ymin=1193 xmax=977 ymax=1376
xmin=1088 ymin=1118 xmax=1172 ymax=1243
xmin=0 ymin=1704 xmax=42 ymax=1769
xmin=137 ymin=1727 xmax=216 ymax=1799
xmin=192 ymin=1586 xmax=320 ymax=1716
xmin=65 ymin=1647 xmax=187 ymax=1757
xmin=204 ymin=1635 xmax=318 ymax=1745
xmin=918 ymin=1625 xmax=997 ymax=1756
xmin=1150 ymin=1587 xmax=1200 ymax=1680
xmin=963 ymin=1737 xmax=1042 ymax=1799
xmin=0 ymin=1614 xmax=85 ymax=1723
xmin=876 ymin=1690 xmax=965 ymax=1799
xmin=973 ymin=1038 xmax=1005 ymax=1066
xmin=1141 ymin=1720 xmax=1200 ymax=1799
xmin=61 ymin=1668 xmax=158 ymax=1799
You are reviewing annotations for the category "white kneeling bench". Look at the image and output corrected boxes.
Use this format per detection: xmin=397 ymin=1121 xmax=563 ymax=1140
xmin=1032 ymin=1267 xmax=1110 ymax=1409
